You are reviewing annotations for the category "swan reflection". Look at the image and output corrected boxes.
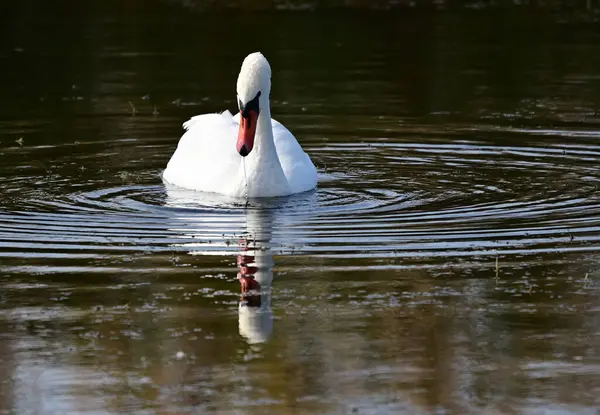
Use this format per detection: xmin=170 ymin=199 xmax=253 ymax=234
xmin=164 ymin=184 xmax=277 ymax=344
xmin=237 ymin=209 xmax=275 ymax=344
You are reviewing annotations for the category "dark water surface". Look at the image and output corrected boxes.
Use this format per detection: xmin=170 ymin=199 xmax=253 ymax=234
xmin=1 ymin=3 xmax=600 ymax=414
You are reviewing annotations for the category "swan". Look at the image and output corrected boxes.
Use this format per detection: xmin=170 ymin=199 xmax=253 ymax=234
xmin=163 ymin=52 xmax=317 ymax=198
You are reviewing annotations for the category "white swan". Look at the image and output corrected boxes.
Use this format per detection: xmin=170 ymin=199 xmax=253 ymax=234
xmin=163 ymin=52 xmax=317 ymax=198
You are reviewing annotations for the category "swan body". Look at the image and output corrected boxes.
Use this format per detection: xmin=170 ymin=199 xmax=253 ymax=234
xmin=163 ymin=53 xmax=317 ymax=198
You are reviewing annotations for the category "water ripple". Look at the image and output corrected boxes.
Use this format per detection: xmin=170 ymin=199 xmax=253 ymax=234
xmin=1 ymin=130 xmax=600 ymax=272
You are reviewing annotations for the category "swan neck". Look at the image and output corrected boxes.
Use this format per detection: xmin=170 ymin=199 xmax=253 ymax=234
xmin=255 ymin=101 xmax=275 ymax=157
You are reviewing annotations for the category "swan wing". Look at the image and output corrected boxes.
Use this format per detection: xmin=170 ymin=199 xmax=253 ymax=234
xmin=271 ymin=119 xmax=317 ymax=194
xmin=163 ymin=111 xmax=243 ymax=194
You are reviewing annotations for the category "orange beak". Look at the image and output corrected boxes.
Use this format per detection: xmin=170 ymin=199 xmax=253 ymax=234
xmin=237 ymin=110 xmax=258 ymax=157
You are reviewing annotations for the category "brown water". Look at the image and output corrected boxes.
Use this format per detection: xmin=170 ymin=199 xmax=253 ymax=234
xmin=1 ymin=3 xmax=600 ymax=414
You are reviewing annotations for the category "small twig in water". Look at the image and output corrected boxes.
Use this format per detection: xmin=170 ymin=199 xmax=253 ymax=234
xmin=128 ymin=101 xmax=136 ymax=115
xmin=495 ymin=256 xmax=499 ymax=282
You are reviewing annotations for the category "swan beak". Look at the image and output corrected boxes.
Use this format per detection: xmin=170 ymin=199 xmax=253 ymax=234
xmin=237 ymin=109 xmax=258 ymax=157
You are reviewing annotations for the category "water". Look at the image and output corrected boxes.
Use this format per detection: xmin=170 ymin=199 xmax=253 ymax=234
xmin=1 ymin=3 xmax=600 ymax=413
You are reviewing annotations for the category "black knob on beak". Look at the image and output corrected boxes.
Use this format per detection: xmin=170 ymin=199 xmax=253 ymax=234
xmin=239 ymin=144 xmax=249 ymax=157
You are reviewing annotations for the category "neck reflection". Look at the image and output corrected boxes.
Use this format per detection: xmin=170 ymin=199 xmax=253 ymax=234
xmin=237 ymin=208 xmax=275 ymax=344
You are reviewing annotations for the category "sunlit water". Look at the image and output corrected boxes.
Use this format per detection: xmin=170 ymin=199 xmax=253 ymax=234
xmin=1 ymin=4 xmax=600 ymax=414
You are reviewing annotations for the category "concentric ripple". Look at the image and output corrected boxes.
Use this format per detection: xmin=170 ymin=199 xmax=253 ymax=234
xmin=1 ymin=123 xmax=600 ymax=274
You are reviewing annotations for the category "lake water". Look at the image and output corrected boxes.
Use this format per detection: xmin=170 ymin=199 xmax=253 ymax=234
xmin=1 ymin=3 xmax=600 ymax=414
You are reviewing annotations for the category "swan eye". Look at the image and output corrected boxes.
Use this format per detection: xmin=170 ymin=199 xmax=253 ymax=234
xmin=240 ymin=91 xmax=261 ymax=118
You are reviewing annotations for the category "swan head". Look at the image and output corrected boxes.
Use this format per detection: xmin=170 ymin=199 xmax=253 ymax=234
xmin=236 ymin=52 xmax=271 ymax=157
